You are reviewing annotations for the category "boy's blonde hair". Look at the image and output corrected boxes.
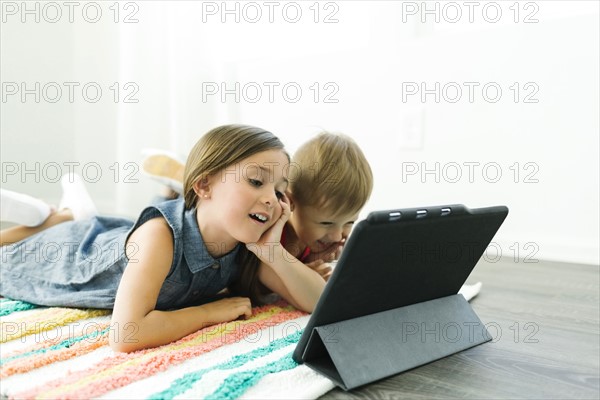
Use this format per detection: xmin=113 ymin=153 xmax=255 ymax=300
xmin=183 ymin=124 xmax=288 ymax=209
xmin=289 ymin=132 xmax=373 ymax=216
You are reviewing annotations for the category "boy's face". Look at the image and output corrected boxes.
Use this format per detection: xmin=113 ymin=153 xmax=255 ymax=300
xmin=289 ymin=202 xmax=359 ymax=255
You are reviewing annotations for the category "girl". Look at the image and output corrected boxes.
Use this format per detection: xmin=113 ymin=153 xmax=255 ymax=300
xmin=140 ymin=132 xmax=375 ymax=285
xmin=0 ymin=124 xmax=326 ymax=352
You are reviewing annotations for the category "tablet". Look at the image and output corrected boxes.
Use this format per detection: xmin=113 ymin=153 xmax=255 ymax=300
xmin=292 ymin=204 xmax=509 ymax=363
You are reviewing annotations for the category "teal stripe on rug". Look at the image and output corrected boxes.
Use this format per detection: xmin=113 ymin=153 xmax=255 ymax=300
xmin=206 ymin=353 xmax=299 ymax=400
xmin=148 ymin=330 xmax=303 ymax=400
xmin=0 ymin=327 xmax=109 ymax=366
xmin=0 ymin=299 xmax=38 ymax=317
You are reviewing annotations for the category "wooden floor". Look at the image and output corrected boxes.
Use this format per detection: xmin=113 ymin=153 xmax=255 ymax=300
xmin=319 ymin=258 xmax=600 ymax=399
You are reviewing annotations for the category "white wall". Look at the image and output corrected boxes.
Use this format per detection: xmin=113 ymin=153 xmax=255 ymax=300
xmin=1 ymin=1 xmax=598 ymax=265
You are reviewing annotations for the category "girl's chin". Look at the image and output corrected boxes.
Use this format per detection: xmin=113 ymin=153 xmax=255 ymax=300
xmin=236 ymin=231 xmax=265 ymax=246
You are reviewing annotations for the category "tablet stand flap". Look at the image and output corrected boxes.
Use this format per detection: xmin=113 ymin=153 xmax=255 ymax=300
xmin=303 ymin=294 xmax=491 ymax=391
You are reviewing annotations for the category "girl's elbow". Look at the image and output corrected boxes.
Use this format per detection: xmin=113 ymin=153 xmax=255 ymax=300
xmin=302 ymin=303 xmax=317 ymax=314
xmin=109 ymin=333 xmax=143 ymax=353
xmin=109 ymin=320 xmax=145 ymax=353
xmin=293 ymin=298 xmax=316 ymax=313
xmin=110 ymin=339 xmax=133 ymax=353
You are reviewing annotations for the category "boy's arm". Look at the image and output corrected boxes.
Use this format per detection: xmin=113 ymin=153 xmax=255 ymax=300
xmin=110 ymin=218 xmax=251 ymax=352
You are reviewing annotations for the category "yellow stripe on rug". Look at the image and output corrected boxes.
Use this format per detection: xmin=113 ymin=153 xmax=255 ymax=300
xmin=20 ymin=304 xmax=305 ymax=399
xmin=0 ymin=308 xmax=110 ymax=343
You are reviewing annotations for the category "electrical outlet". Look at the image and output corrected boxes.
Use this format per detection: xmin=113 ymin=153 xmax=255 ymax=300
xmin=398 ymin=107 xmax=425 ymax=150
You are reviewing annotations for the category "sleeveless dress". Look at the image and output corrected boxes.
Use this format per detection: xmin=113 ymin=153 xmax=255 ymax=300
xmin=0 ymin=199 xmax=241 ymax=310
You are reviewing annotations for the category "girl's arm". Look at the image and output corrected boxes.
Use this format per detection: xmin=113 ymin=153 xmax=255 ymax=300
xmin=247 ymin=197 xmax=327 ymax=313
xmin=110 ymin=217 xmax=251 ymax=353
xmin=257 ymin=257 xmax=327 ymax=312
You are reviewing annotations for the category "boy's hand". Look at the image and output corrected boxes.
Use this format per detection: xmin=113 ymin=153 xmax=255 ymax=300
xmin=306 ymin=260 xmax=333 ymax=281
xmin=305 ymin=238 xmax=345 ymax=263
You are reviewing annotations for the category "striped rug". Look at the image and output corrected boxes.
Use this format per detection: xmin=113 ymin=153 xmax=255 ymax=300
xmin=0 ymin=298 xmax=335 ymax=399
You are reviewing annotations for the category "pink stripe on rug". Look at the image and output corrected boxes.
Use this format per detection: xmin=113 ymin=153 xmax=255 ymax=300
xmin=14 ymin=303 xmax=306 ymax=400
xmin=1 ymin=325 xmax=109 ymax=378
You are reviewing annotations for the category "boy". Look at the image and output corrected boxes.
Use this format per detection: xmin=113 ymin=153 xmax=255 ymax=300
xmin=280 ymin=132 xmax=373 ymax=278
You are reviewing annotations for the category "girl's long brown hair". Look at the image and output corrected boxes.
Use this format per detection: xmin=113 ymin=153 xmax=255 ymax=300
xmin=183 ymin=124 xmax=288 ymax=304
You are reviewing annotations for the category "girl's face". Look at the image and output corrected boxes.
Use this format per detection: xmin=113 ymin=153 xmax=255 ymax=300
xmin=199 ymin=149 xmax=289 ymax=248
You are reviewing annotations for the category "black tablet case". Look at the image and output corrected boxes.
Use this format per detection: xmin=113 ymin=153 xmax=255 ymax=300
xmin=292 ymin=204 xmax=509 ymax=390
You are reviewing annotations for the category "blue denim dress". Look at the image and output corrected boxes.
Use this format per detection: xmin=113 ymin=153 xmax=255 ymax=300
xmin=0 ymin=199 xmax=241 ymax=310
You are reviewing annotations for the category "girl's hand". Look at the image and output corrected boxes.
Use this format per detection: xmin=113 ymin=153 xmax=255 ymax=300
xmin=272 ymin=193 xmax=291 ymax=236
xmin=200 ymin=297 xmax=252 ymax=325
xmin=246 ymin=195 xmax=291 ymax=263
xmin=306 ymin=260 xmax=333 ymax=281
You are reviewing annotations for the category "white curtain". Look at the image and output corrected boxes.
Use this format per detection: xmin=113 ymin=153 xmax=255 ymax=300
xmin=101 ymin=2 xmax=600 ymax=263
